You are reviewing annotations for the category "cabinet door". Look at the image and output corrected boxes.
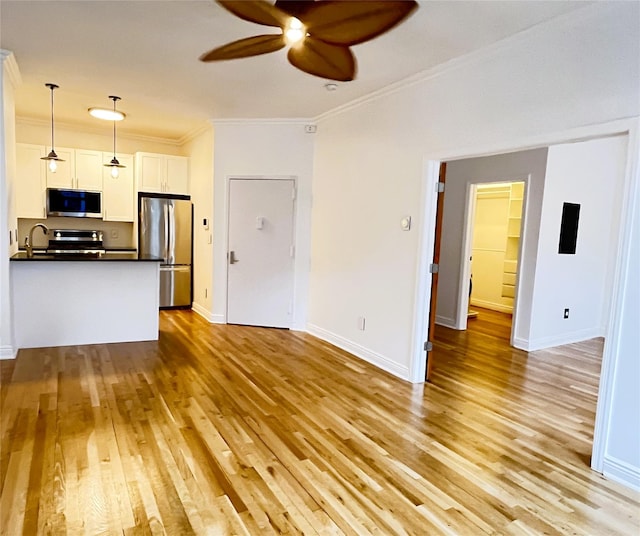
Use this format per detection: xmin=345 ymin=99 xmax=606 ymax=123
xmin=45 ymin=147 xmax=74 ymax=188
xmin=16 ymin=143 xmax=47 ymax=218
xmin=103 ymin=154 xmax=135 ymax=222
xmin=136 ymin=153 xmax=163 ymax=193
xmin=165 ymin=156 xmax=189 ymax=195
xmin=75 ymin=149 xmax=103 ymax=190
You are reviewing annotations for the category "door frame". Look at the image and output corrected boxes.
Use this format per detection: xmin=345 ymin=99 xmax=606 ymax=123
xmin=408 ymin=117 xmax=638 ymax=479
xmin=456 ymin=177 xmax=529 ymax=345
xmin=223 ymin=175 xmax=298 ymax=327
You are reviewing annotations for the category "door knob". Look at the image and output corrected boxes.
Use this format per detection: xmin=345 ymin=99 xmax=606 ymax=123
xmin=229 ymin=251 xmax=239 ymax=264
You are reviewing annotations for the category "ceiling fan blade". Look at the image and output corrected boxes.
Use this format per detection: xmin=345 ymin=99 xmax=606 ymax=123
xmin=200 ymin=34 xmax=286 ymax=61
xmin=287 ymin=37 xmax=356 ymax=81
xmin=217 ymin=0 xmax=289 ymax=28
xmin=274 ymin=0 xmax=315 ymax=19
xmin=303 ymin=1 xmax=418 ymax=46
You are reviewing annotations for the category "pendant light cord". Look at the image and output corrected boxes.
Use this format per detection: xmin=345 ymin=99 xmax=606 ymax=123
xmin=45 ymin=83 xmax=59 ymax=152
xmin=109 ymin=96 xmax=122 ymax=166
xmin=50 ymin=87 xmax=54 ymax=151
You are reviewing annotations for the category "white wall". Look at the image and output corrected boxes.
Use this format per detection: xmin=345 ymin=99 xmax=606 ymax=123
xmin=212 ymin=121 xmax=314 ymax=329
xmin=0 ymin=51 xmax=20 ymax=359
xmin=184 ymin=125 xmax=214 ymax=320
xmin=528 ymin=136 xmax=627 ymax=349
xmin=598 ymin=130 xmax=640 ymax=488
xmin=438 ymin=150 xmax=548 ymax=345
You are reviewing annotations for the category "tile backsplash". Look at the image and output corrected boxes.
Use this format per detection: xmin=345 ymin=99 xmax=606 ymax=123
xmin=18 ymin=218 xmax=135 ymax=249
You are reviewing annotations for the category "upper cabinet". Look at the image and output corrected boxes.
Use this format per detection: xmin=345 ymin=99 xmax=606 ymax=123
xmin=15 ymin=143 xmax=47 ymax=219
xmin=46 ymin=147 xmax=103 ymax=191
xmin=135 ymin=152 xmax=189 ymax=195
xmin=102 ymin=153 xmax=135 ymax=222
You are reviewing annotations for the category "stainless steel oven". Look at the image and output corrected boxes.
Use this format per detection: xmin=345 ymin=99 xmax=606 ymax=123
xmin=47 ymin=229 xmax=105 ymax=256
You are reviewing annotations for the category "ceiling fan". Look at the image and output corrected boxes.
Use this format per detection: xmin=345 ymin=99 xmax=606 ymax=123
xmin=200 ymin=0 xmax=418 ymax=82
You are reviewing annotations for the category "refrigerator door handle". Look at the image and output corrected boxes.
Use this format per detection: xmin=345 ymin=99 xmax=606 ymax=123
xmin=167 ymin=202 xmax=175 ymax=265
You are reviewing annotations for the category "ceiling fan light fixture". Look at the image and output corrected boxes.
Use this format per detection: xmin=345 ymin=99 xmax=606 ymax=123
xmin=89 ymin=107 xmax=126 ymax=121
xmin=284 ymin=17 xmax=305 ymax=46
xmin=204 ymin=0 xmax=418 ymax=81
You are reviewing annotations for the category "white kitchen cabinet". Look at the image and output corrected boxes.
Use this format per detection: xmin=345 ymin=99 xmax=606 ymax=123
xmin=102 ymin=153 xmax=135 ymax=222
xmin=165 ymin=156 xmax=189 ymax=195
xmin=135 ymin=152 xmax=189 ymax=195
xmin=46 ymin=147 xmax=103 ymax=191
xmin=15 ymin=143 xmax=47 ymax=218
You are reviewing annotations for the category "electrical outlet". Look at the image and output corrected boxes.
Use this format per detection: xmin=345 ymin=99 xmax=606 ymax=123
xmin=563 ymin=308 xmax=570 ymax=319
xmin=357 ymin=316 xmax=366 ymax=331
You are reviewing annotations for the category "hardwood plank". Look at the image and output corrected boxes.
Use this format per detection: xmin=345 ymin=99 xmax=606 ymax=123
xmin=1 ymin=309 xmax=638 ymax=535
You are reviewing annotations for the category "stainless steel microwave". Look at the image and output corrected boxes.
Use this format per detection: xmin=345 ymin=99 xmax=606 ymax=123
xmin=46 ymin=188 xmax=102 ymax=218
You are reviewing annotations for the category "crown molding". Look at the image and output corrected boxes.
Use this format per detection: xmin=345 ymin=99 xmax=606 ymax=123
xmin=15 ymin=115 xmax=184 ymax=146
xmin=0 ymin=50 xmax=22 ymax=89
xmin=314 ymin=1 xmax=600 ymax=123
xmin=211 ymin=118 xmax=311 ymax=126
xmin=177 ymin=121 xmax=213 ymax=145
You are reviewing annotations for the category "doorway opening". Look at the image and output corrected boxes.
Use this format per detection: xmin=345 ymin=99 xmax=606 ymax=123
xmin=463 ymin=181 xmax=525 ymax=342
xmin=413 ymin=131 xmax=632 ymax=482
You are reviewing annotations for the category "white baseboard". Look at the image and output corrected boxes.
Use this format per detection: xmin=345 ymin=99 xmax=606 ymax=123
xmin=210 ymin=314 xmax=226 ymax=324
xmin=435 ymin=315 xmax=457 ymax=329
xmin=0 ymin=345 xmax=16 ymax=360
xmin=191 ymin=304 xmax=226 ymax=325
xmin=306 ymin=323 xmax=410 ymax=381
xmin=192 ymin=303 xmax=215 ymax=323
xmin=512 ymin=337 xmax=529 ymax=351
xmin=525 ymin=327 xmax=604 ymax=352
xmin=469 ymin=299 xmax=513 ymax=314
xmin=603 ymin=455 xmax=640 ymax=491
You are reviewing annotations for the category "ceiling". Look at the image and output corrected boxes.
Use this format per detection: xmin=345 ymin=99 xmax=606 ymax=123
xmin=1 ymin=1 xmax=591 ymax=143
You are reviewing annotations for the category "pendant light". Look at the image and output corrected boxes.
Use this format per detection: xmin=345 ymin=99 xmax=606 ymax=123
xmin=105 ymin=96 xmax=125 ymax=178
xmin=41 ymin=83 xmax=64 ymax=173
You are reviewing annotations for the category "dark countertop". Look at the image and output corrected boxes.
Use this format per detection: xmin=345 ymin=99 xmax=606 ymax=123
xmin=11 ymin=252 xmax=163 ymax=262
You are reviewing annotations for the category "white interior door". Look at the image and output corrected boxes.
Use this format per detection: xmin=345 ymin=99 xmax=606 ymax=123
xmin=227 ymin=178 xmax=295 ymax=328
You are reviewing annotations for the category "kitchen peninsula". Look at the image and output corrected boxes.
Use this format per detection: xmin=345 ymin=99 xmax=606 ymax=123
xmin=10 ymin=253 xmax=162 ymax=349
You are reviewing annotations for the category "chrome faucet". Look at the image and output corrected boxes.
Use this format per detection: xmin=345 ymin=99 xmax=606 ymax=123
xmin=25 ymin=223 xmax=49 ymax=257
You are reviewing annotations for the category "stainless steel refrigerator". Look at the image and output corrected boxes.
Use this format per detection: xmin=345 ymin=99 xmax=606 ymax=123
xmin=139 ymin=194 xmax=193 ymax=308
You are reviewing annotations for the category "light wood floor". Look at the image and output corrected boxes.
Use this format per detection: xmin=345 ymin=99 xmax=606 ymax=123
xmin=1 ymin=310 xmax=638 ymax=535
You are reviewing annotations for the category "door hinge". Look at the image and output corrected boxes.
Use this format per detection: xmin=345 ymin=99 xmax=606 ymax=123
xmin=292 ymin=188 xmax=297 ymax=200
xmin=424 ymin=341 xmax=433 ymax=352
xmin=429 ymin=263 xmax=439 ymax=274
xmin=290 ymin=245 xmax=295 ymax=258
xmin=436 ymin=181 xmax=445 ymax=193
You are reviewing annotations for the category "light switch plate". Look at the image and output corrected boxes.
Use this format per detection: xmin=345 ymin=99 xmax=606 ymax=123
xmin=401 ymin=216 xmax=412 ymax=231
